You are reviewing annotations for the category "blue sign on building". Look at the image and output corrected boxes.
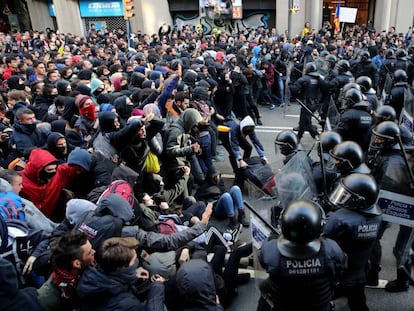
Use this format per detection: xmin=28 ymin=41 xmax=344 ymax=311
xmin=48 ymin=0 xmax=56 ymax=17
xmin=79 ymin=0 xmax=124 ymax=17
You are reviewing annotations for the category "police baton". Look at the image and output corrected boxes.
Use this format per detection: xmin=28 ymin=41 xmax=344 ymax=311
xmin=397 ymin=137 xmax=414 ymax=189
xmin=244 ymin=200 xmax=280 ymax=236
xmin=295 ymin=99 xmax=322 ymax=123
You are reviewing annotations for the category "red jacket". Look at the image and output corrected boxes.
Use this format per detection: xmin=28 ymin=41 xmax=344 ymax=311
xmin=20 ymin=149 xmax=78 ymax=218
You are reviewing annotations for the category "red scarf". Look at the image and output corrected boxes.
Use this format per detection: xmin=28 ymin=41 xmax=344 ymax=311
xmin=52 ymin=267 xmax=79 ymax=299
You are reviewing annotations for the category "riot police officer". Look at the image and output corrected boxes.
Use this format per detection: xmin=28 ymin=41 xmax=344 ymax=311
xmin=351 ymin=50 xmax=379 ymax=91
xmin=274 ymin=130 xmax=299 ymax=164
xmin=366 ymin=121 xmax=414 ymax=292
xmin=258 ymin=200 xmax=346 ymax=311
xmin=324 ymin=173 xmax=383 ymax=311
xmin=328 ymin=60 xmax=355 ymax=101
xmin=356 ymin=76 xmax=379 ymax=111
xmin=395 ymin=48 xmax=414 ymax=86
xmin=289 ymin=63 xmax=323 ymax=142
xmin=386 ymin=69 xmax=412 ymax=119
xmin=335 ymin=88 xmax=373 ymax=153
xmin=379 ymin=49 xmax=396 ymax=94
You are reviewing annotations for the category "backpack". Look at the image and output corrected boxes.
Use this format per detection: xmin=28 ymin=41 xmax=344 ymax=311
xmin=75 ymin=210 xmax=123 ymax=250
xmin=244 ymin=156 xmax=275 ymax=189
xmin=0 ymin=191 xmax=25 ymax=221
xmin=0 ymin=219 xmax=48 ymax=285
xmin=97 ymin=180 xmax=136 ymax=209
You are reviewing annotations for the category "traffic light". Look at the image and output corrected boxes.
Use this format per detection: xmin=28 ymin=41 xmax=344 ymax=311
xmin=123 ymin=0 xmax=135 ymax=20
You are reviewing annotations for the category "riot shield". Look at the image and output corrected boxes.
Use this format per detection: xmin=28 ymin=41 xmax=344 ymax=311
xmin=246 ymin=151 xmax=318 ymax=289
xmin=326 ymin=97 xmax=340 ymax=131
xmin=404 ymin=87 xmax=414 ymax=118
xmin=380 ymin=73 xmax=393 ymax=105
xmin=314 ymin=56 xmax=328 ymax=77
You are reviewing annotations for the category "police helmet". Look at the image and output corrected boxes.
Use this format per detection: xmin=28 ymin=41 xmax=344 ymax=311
xmin=182 ymin=69 xmax=199 ymax=87
xmin=356 ymin=76 xmax=373 ymax=93
xmin=278 ymin=200 xmax=324 ymax=259
xmin=360 ymin=50 xmax=371 ymax=62
xmin=374 ymin=105 xmax=396 ymax=123
xmin=319 ymin=131 xmax=342 ymax=153
xmin=396 ymin=48 xmax=408 ymax=60
xmin=343 ymin=88 xmax=363 ymax=108
xmin=329 ymin=173 xmax=381 ymax=215
xmin=329 ymin=141 xmax=364 ymax=173
xmin=393 ymin=69 xmax=408 ymax=83
xmin=304 ymin=62 xmax=317 ymax=74
xmin=274 ymin=130 xmax=298 ymax=156
xmin=337 ymin=60 xmax=350 ymax=73
xmin=385 ymin=49 xmax=395 ymax=59
xmin=325 ymin=54 xmax=337 ymax=66
xmin=370 ymin=121 xmax=400 ymax=151
xmin=320 ymin=50 xmax=330 ymax=58
xmin=408 ymin=45 xmax=414 ymax=55
xmin=170 ymin=58 xmax=183 ymax=71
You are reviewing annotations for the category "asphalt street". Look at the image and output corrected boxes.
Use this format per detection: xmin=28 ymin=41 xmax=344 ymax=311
xmin=212 ymin=102 xmax=414 ymax=311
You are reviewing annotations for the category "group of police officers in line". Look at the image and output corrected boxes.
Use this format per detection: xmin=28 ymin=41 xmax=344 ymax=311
xmin=257 ymin=45 xmax=414 ymax=310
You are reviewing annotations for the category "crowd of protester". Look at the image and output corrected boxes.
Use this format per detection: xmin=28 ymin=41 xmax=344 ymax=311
xmin=0 ymin=18 xmax=413 ymax=311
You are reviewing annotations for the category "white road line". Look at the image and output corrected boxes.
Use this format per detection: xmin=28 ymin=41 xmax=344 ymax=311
xmin=256 ymin=126 xmax=294 ymax=130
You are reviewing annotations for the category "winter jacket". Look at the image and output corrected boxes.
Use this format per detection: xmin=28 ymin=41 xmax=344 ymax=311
xmin=20 ymin=148 xmax=89 ymax=218
xmin=9 ymin=120 xmax=47 ymax=157
xmin=77 ymin=263 xmax=165 ymax=311
xmin=0 ymin=258 xmax=44 ymax=311
xmin=163 ymin=108 xmax=202 ymax=172
xmin=176 ymin=259 xmax=224 ymax=311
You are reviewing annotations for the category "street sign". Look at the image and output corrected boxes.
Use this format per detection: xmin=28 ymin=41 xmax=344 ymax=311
xmin=377 ymin=190 xmax=414 ymax=227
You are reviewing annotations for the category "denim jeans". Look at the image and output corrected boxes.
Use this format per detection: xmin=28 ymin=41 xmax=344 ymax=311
xmin=214 ymin=185 xmax=243 ymax=218
xmin=277 ymin=76 xmax=286 ymax=104
xmin=198 ymin=132 xmax=212 ymax=175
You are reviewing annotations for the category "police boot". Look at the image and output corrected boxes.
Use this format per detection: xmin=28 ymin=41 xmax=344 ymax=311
xmin=238 ymin=210 xmax=250 ymax=228
xmin=385 ymin=267 xmax=410 ymax=292
xmin=366 ymin=264 xmax=381 ymax=286
xmin=256 ymin=117 xmax=263 ymax=126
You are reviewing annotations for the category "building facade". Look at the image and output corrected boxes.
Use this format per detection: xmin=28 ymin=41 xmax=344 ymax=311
xmin=25 ymin=0 xmax=413 ymax=38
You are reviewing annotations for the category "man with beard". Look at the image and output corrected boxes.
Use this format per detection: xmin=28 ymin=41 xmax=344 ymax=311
xmin=37 ymin=231 xmax=96 ymax=311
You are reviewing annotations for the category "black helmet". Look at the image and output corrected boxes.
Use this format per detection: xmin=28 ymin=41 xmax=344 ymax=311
xmin=329 ymin=141 xmax=364 ymax=173
xmin=344 ymin=88 xmax=363 ymax=108
xmin=170 ymin=59 xmax=183 ymax=71
xmin=305 ymin=62 xmax=317 ymax=74
xmin=342 ymin=82 xmax=361 ymax=93
xmin=320 ymin=50 xmax=330 ymax=58
xmin=370 ymin=121 xmax=400 ymax=151
xmin=396 ymin=48 xmax=408 ymax=60
xmin=325 ymin=54 xmax=337 ymax=67
xmin=319 ymin=131 xmax=342 ymax=153
xmin=393 ymin=69 xmax=408 ymax=83
xmin=360 ymin=50 xmax=371 ymax=62
xmin=278 ymin=200 xmax=324 ymax=258
xmin=182 ymin=69 xmax=199 ymax=87
xmin=274 ymin=130 xmax=298 ymax=156
xmin=356 ymin=76 xmax=373 ymax=93
xmin=329 ymin=173 xmax=381 ymax=215
xmin=337 ymin=60 xmax=350 ymax=73
xmin=374 ymin=105 xmax=396 ymax=123
xmin=385 ymin=49 xmax=395 ymax=59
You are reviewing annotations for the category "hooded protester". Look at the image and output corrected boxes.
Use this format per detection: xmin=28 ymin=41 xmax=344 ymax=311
xmin=162 ymin=108 xmax=203 ymax=195
xmin=114 ymin=95 xmax=134 ymax=126
xmin=74 ymin=94 xmax=98 ymax=139
xmin=20 ymin=147 xmax=92 ymax=219
xmin=46 ymin=132 xmax=73 ymax=163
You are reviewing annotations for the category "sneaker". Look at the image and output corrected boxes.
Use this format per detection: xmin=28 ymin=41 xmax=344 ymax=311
xmin=293 ymin=126 xmax=299 ymax=131
xmin=227 ymin=223 xmax=243 ymax=243
xmin=256 ymin=118 xmax=263 ymax=126
xmin=268 ymin=104 xmax=276 ymax=110
xmin=279 ymin=102 xmax=286 ymax=108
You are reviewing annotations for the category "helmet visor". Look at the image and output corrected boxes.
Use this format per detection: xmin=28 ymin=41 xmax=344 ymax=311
xmin=328 ymin=183 xmax=353 ymax=208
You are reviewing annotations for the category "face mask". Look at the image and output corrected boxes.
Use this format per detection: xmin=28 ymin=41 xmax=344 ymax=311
xmin=39 ymin=170 xmax=56 ymax=183
xmin=47 ymin=94 xmax=58 ymax=102
xmin=55 ymin=146 xmax=67 ymax=156
xmin=22 ymin=123 xmax=37 ymax=132
xmin=17 ymin=83 xmax=25 ymax=90
xmin=80 ymin=105 xmax=96 ymax=121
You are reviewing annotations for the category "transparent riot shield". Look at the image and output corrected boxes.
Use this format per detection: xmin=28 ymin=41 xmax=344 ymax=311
xmin=246 ymin=151 xmax=318 ymax=289
xmin=314 ymin=56 xmax=328 ymax=77
xmin=404 ymin=88 xmax=414 ymax=118
xmin=326 ymin=97 xmax=340 ymax=131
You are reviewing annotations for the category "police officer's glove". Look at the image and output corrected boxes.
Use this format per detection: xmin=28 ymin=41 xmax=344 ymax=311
xmin=318 ymin=120 xmax=326 ymax=128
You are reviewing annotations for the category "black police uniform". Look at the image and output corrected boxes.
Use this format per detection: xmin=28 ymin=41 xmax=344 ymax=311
xmin=258 ymin=237 xmax=346 ymax=311
xmin=352 ymin=60 xmax=379 ymax=90
xmin=336 ymin=105 xmax=373 ymax=153
xmin=290 ymin=73 xmax=323 ymax=140
xmin=324 ymin=207 xmax=382 ymax=311
xmin=328 ymin=72 xmax=354 ymax=101
xmin=387 ymin=81 xmax=412 ymax=119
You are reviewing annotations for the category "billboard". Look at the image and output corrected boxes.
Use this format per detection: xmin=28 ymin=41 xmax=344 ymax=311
xmin=79 ymin=0 xmax=123 ymax=17
xmin=199 ymin=0 xmax=243 ymax=20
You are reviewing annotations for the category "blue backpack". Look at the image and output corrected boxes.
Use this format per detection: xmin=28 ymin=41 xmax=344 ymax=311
xmin=0 ymin=192 xmax=25 ymax=221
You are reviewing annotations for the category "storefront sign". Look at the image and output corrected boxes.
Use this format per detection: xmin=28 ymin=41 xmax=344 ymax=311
xmin=79 ymin=0 xmax=123 ymax=17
